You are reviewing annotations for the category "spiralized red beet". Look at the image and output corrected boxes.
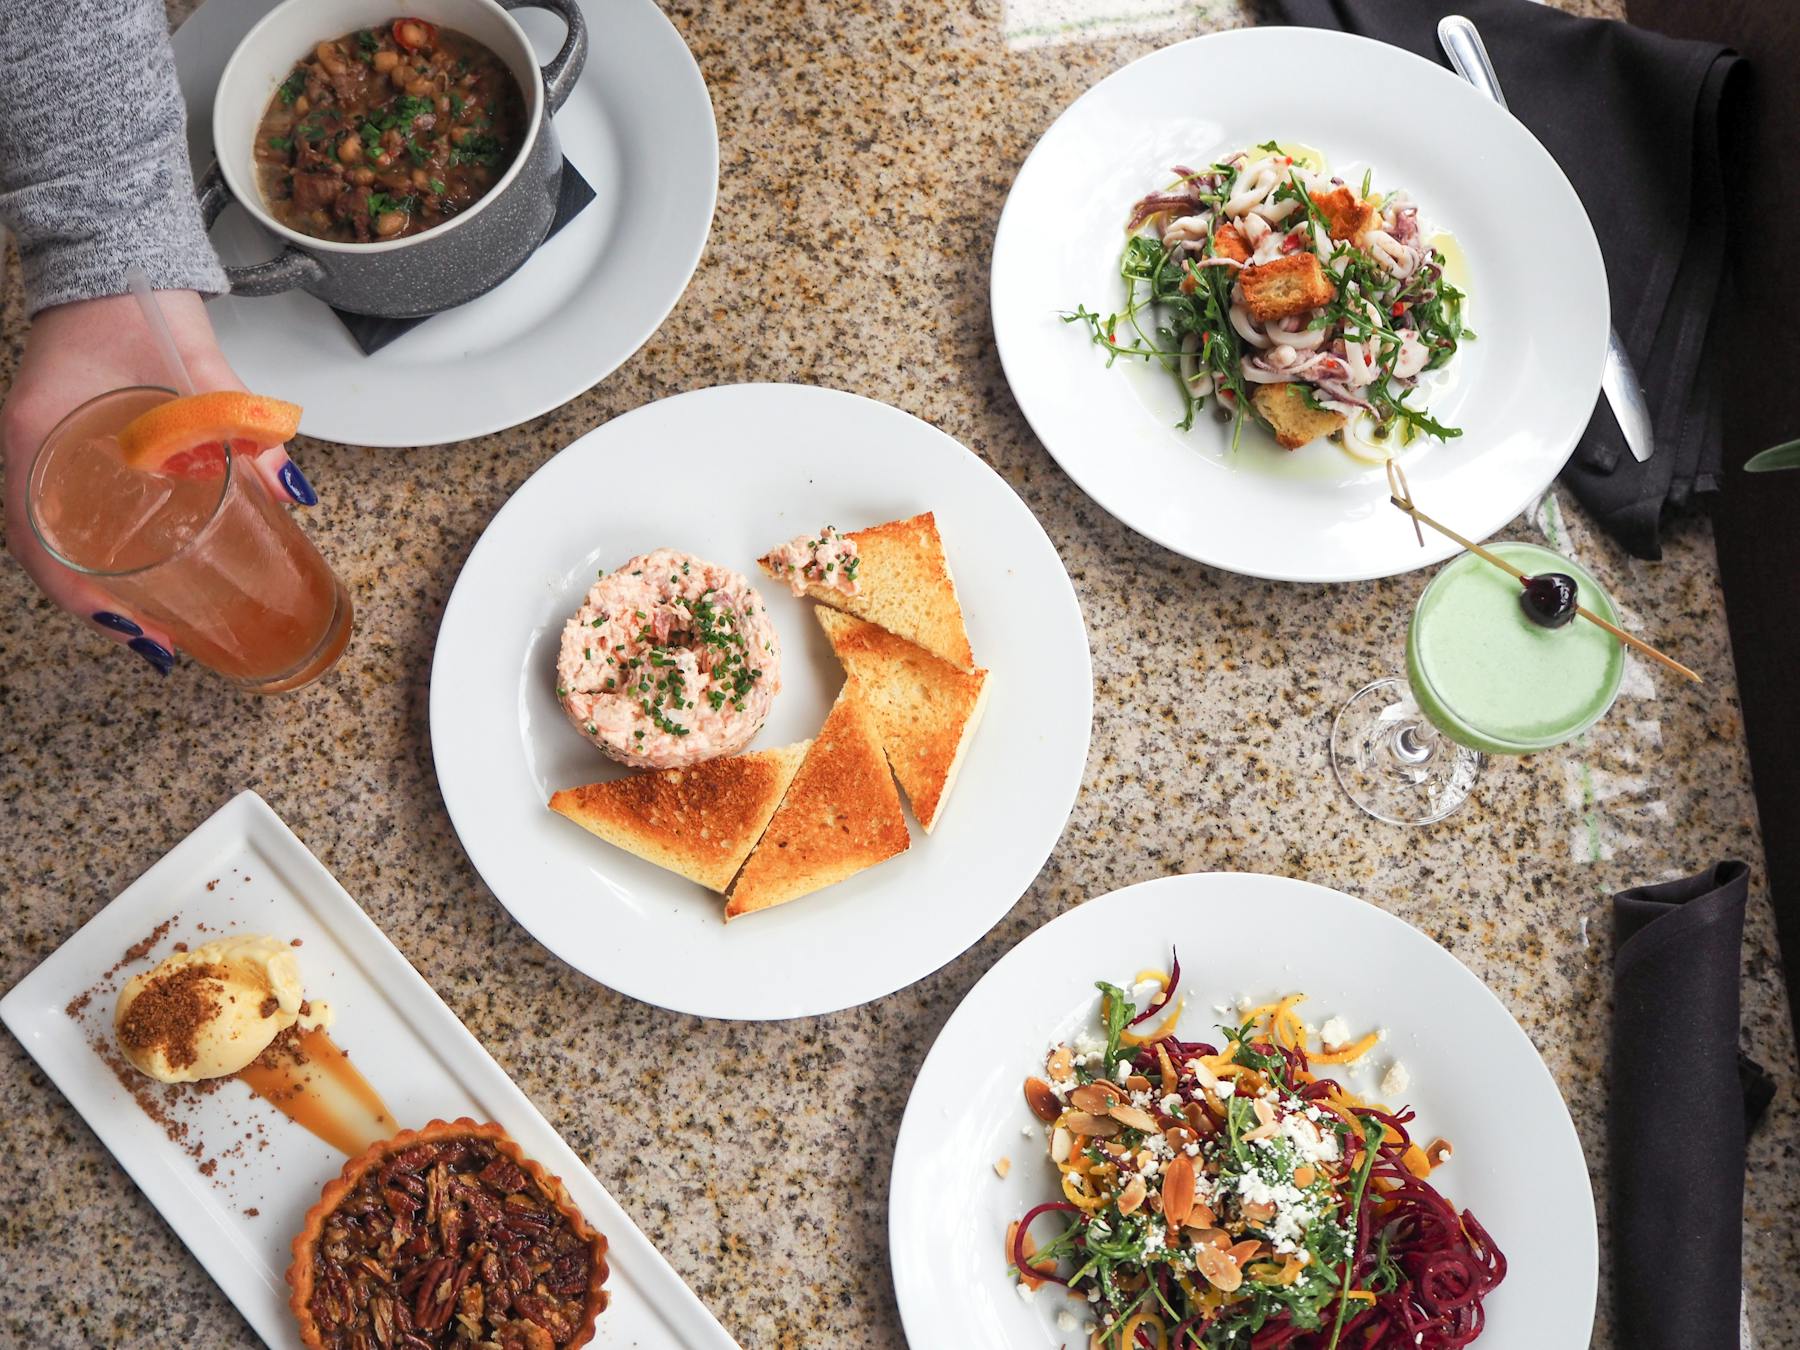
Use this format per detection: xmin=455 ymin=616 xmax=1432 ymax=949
xmin=1011 ymin=1201 xmax=1078 ymax=1287
xmin=1127 ymin=947 xmax=1183 ymax=1026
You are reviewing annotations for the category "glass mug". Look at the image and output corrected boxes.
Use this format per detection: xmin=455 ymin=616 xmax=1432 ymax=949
xmin=27 ymin=387 xmax=353 ymax=693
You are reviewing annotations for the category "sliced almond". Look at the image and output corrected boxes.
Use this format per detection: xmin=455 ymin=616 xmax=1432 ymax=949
xmin=994 ymin=1157 xmax=1012 ymax=1178
xmin=1186 ymin=1225 xmax=1231 ymax=1250
xmin=1195 ymin=1244 xmax=1241 ymax=1292
xmin=1243 ymin=1095 xmax=1280 ymax=1142
xmin=1109 ymin=1103 xmax=1160 ymax=1133
xmin=1065 ymin=1111 xmax=1120 ymax=1138
xmin=1241 ymin=1200 xmax=1276 ymax=1224
xmin=1425 ymin=1137 xmax=1454 ymax=1168
xmin=1050 ymin=1126 xmax=1073 ymax=1165
xmin=1190 ymin=1198 xmax=1217 ymax=1228
xmin=1161 ymin=1155 xmax=1196 ymax=1227
xmin=1163 ymin=1125 xmax=1196 ymax=1152
xmin=1024 ymin=1077 xmax=1061 ymax=1123
xmin=1155 ymin=1043 xmax=1179 ymax=1095
xmin=1125 ymin=1074 xmax=1153 ymax=1095
xmin=1184 ymin=1103 xmax=1215 ymax=1136
xmin=1293 ymin=1165 xmax=1317 ymax=1189
xmin=1045 ymin=1045 xmax=1074 ymax=1081
xmin=1117 ymin=1174 xmax=1147 ymax=1215
xmin=1228 ymin=1238 xmax=1264 ymax=1267
xmin=1069 ymin=1081 xmax=1126 ymax=1115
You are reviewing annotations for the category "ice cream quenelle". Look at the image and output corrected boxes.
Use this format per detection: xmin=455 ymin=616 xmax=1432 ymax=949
xmin=114 ymin=934 xmax=333 ymax=1083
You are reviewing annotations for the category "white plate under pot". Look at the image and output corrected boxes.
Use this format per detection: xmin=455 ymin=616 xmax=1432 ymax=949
xmin=174 ymin=0 xmax=717 ymax=447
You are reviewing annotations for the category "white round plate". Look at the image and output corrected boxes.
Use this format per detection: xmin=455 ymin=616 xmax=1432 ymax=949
xmin=991 ymin=27 xmax=1608 ymax=582
xmin=890 ymin=873 xmax=1597 ymax=1348
xmin=172 ymin=0 xmax=717 ymax=447
xmin=429 ymin=384 xmax=1093 ymax=1020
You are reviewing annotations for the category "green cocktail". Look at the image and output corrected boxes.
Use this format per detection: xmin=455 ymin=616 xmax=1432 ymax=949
xmin=1332 ymin=541 xmax=1626 ymax=825
xmin=1407 ymin=543 xmax=1624 ymax=754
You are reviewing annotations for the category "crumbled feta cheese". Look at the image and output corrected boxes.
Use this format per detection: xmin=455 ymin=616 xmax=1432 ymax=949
xmin=1017 ymin=1282 xmax=1036 ymax=1303
xmin=1320 ymin=1016 xmax=1352 ymax=1047
xmin=1161 ymin=1093 xmax=1184 ymax=1116
xmin=1184 ymin=1142 xmax=1201 ymax=1157
xmin=1280 ymin=1112 xmax=1341 ymax=1164
xmin=1381 ymin=1060 xmax=1410 ymax=1097
xmin=1130 ymin=1089 xmax=1154 ymax=1110
xmin=1022 ymin=1123 xmax=1036 ymax=1138
xmin=1057 ymin=1310 xmax=1081 ymax=1332
xmin=1214 ymin=1076 xmax=1235 ymax=1099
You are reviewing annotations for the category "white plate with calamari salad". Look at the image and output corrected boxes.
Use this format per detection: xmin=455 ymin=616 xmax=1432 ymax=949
xmin=991 ymin=27 xmax=1608 ymax=582
xmin=888 ymin=874 xmax=1596 ymax=1349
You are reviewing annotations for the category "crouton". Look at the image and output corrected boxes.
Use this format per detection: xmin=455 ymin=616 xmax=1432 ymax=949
xmin=1251 ymin=383 xmax=1346 ymax=451
xmin=1238 ymin=252 xmax=1337 ymax=323
xmin=1211 ymin=223 xmax=1250 ymax=263
xmin=1309 ymin=186 xmax=1378 ymax=242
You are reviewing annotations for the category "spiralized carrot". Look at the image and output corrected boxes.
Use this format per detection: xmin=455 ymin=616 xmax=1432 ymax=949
xmin=1116 ymin=1310 xmax=1169 ymax=1349
xmin=1310 ymin=1029 xmax=1380 ymax=1064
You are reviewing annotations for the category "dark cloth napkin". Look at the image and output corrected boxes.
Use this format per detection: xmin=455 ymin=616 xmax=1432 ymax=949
xmin=330 ymin=157 xmax=596 ymax=356
xmin=1266 ymin=0 xmax=1742 ymax=560
xmin=1611 ymin=862 xmax=1774 ymax=1350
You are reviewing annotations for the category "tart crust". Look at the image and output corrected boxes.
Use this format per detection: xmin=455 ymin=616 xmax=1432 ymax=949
xmin=288 ymin=1118 xmax=609 ymax=1349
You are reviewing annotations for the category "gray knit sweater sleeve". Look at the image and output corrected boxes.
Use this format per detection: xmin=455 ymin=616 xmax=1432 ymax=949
xmin=0 ymin=0 xmax=228 ymax=316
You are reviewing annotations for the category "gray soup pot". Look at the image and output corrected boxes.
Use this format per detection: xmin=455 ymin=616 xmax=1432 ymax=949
xmin=199 ymin=0 xmax=587 ymax=319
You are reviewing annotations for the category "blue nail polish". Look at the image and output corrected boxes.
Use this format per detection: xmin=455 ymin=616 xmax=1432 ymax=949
xmin=129 ymin=636 xmax=175 ymax=675
xmin=93 ymin=611 xmax=143 ymax=637
xmin=278 ymin=460 xmax=318 ymax=506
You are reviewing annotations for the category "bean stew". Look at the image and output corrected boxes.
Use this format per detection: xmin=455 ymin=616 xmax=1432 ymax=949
xmin=253 ymin=18 xmax=526 ymax=244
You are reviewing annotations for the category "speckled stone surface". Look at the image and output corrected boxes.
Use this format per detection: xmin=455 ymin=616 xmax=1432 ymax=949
xmin=2 ymin=1 xmax=1796 ymax=1347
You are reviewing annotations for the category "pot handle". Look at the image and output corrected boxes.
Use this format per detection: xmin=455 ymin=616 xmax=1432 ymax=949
xmin=195 ymin=161 xmax=325 ymax=299
xmin=501 ymin=0 xmax=589 ymax=116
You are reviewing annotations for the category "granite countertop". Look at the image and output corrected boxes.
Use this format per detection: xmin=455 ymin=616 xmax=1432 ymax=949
xmin=2 ymin=0 xmax=1795 ymax=1346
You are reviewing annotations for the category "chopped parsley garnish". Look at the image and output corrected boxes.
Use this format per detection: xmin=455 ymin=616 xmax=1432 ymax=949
xmin=449 ymin=133 xmax=505 ymax=167
xmin=277 ymin=70 xmax=306 ymax=104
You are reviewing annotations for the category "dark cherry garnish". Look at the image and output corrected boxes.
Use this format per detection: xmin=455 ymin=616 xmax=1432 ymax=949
xmin=1520 ymin=573 xmax=1579 ymax=629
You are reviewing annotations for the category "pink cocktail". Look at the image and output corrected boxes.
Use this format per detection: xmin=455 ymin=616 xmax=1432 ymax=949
xmin=28 ymin=387 xmax=352 ymax=693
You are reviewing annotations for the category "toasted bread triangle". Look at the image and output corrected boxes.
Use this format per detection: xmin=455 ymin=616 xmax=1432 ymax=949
xmin=759 ymin=512 xmax=974 ymax=669
xmin=549 ymin=743 xmax=809 ymax=893
xmin=813 ymin=607 xmax=989 ymax=833
xmin=725 ymin=681 xmax=910 ymax=919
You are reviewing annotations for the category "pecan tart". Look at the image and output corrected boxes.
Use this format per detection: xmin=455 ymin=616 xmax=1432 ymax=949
xmin=289 ymin=1119 xmax=609 ymax=1349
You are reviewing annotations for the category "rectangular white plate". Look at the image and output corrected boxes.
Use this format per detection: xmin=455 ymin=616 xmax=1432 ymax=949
xmin=0 ymin=789 xmax=739 ymax=1350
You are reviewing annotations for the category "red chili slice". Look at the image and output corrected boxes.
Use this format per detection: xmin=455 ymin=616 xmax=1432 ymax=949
xmin=392 ymin=17 xmax=438 ymax=49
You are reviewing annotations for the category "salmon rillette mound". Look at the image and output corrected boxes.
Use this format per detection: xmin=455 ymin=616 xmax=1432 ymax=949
xmin=556 ymin=549 xmax=781 ymax=770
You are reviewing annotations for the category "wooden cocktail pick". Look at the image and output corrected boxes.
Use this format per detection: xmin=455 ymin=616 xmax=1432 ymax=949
xmin=1384 ymin=461 xmax=1704 ymax=686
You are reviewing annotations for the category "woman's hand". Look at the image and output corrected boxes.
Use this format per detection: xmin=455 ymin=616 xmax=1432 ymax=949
xmin=1 ymin=291 xmax=315 ymax=673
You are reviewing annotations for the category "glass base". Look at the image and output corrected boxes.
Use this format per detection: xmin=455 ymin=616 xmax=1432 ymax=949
xmin=1330 ymin=677 xmax=1483 ymax=826
xmin=239 ymin=580 xmax=355 ymax=695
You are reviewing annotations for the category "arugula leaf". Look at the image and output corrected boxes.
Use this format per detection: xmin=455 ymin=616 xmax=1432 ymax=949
xmin=1095 ymin=980 xmax=1135 ymax=1075
xmin=277 ymin=69 xmax=306 ymax=104
xmin=1323 ymin=1116 xmax=1384 ymax=1350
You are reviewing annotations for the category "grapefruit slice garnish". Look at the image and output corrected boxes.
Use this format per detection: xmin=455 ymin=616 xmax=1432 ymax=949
xmin=117 ymin=391 xmax=302 ymax=478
